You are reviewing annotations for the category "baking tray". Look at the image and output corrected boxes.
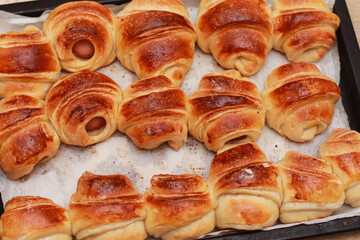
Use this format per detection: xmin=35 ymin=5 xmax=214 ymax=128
xmin=0 ymin=0 xmax=360 ymax=239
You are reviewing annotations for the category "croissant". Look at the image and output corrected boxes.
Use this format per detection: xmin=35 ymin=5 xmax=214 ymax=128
xmin=118 ymin=75 xmax=188 ymax=151
xmin=45 ymin=71 xmax=122 ymax=146
xmin=69 ymin=171 xmax=147 ymax=240
xmin=0 ymin=196 xmax=72 ymax=240
xmin=272 ymin=0 xmax=340 ymax=62
xmin=208 ymin=142 xmax=282 ymax=230
xmin=43 ymin=1 xmax=116 ymax=72
xmin=144 ymin=174 xmax=216 ymax=240
xmin=196 ymin=0 xmax=273 ymax=76
xmin=319 ymin=128 xmax=360 ymax=208
xmin=261 ymin=62 xmax=340 ymax=142
xmin=0 ymin=25 xmax=61 ymax=100
xmin=188 ymin=70 xmax=265 ymax=152
xmin=0 ymin=95 xmax=60 ymax=180
xmin=279 ymin=151 xmax=344 ymax=223
xmin=115 ymin=0 xmax=196 ymax=86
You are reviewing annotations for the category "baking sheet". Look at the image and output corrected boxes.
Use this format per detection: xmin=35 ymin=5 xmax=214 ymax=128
xmin=0 ymin=0 xmax=357 ymax=238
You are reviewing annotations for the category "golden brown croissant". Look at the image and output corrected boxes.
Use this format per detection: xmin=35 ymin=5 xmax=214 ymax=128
xmin=279 ymin=151 xmax=344 ymax=224
xmin=319 ymin=128 xmax=360 ymax=208
xmin=0 ymin=95 xmax=60 ymax=180
xmin=43 ymin=1 xmax=116 ymax=72
xmin=45 ymin=71 xmax=122 ymax=146
xmin=196 ymin=0 xmax=273 ymax=76
xmin=261 ymin=62 xmax=340 ymax=142
xmin=0 ymin=196 xmax=72 ymax=240
xmin=144 ymin=174 xmax=216 ymax=240
xmin=272 ymin=0 xmax=340 ymax=62
xmin=118 ymin=75 xmax=188 ymax=151
xmin=188 ymin=70 xmax=265 ymax=152
xmin=69 ymin=171 xmax=147 ymax=240
xmin=208 ymin=142 xmax=282 ymax=230
xmin=0 ymin=25 xmax=61 ymax=100
xmin=115 ymin=0 xmax=196 ymax=86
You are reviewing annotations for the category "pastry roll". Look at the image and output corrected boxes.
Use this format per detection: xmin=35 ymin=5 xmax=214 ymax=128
xmin=69 ymin=171 xmax=147 ymax=240
xmin=261 ymin=62 xmax=340 ymax=142
xmin=0 ymin=25 xmax=61 ymax=100
xmin=189 ymin=70 xmax=265 ymax=152
xmin=196 ymin=0 xmax=273 ymax=76
xmin=319 ymin=128 xmax=360 ymax=207
xmin=279 ymin=151 xmax=344 ymax=223
xmin=0 ymin=95 xmax=60 ymax=180
xmin=144 ymin=174 xmax=216 ymax=240
xmin=118 ymin=75 xmax=188 ymax=151
xmin=45 ymin=71 xmax=122 ymax=146
xmin=272 ymin=0 xmax=340 ymax=62
xmin=43 ymin=1 xmax=116 ymax=72
xmin=208 ymin=142 xmax=282 ymax=230
xmin=0 ymin=196 xmax=72 ymax=240
xmin=116 ymin=0 xmax=196 ymax=86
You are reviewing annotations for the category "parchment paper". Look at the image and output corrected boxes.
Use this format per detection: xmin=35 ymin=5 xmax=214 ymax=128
xmin=0 ymin=0 xmax=357 ymax=238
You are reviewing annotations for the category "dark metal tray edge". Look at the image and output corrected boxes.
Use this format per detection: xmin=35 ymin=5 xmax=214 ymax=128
xmin=1 ymin=0 xmax=360 ymax=239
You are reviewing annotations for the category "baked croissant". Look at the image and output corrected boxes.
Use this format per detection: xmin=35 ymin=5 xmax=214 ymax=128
xmin=319 ymin=128 xmax=360 ymax=208
xmin=196 ymin=0 xmax=273 ymax=76
xmin=188 ymin=70 xmax=265 ymax=152
xmin=0 ymin=196 xmax=72 ymax=240
xmin=261 ymin=62 xmax=340 ymax=142
xmin=144 ymin=174 xmax=216 ymax=240
xmin=45 ymin=71 xmax=122 ymax=146
xmin=208 ymin=142 xmax=282 ymax=230
xmin=279 ymin=151 xmax=344 ymax=224
xmin=272 ymin=0 xmax=340 ymax=62
xmin=0 ymin=95 xmax=60 ymax=180
xmin=115 ymin=0 xmax=196 ymax=86
xmin=0 ymin=25 xmax=61 ymax=100
xmin=118 ymin=75 xmax=188 ymax=151
xmin=43 ymin=1 xmax=116 ymax=72
xmin=69 ymin=171 xmax=147 ymax=240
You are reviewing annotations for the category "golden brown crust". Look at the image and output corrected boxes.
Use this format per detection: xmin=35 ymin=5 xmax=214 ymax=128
xmin=1 ymin=196 xmax=71 ymax=239
xmin=261 ymin=62 xmax=340 ymax=142
xmin=69 ymin=172 xmax=147 ymax=240
xmin=272 ymin=0 xmax=340 ymax=62
xmin=196 ymin=0 xmax=273 ymax=76
xmin=0 ymin=95 xmax=60 ymax=180
xmin=189 ymin=70 xmax=265 ymax=152
xmin=118 ymin=75 xmax=188 ymax=151
xmin=0 ymin=26 xmax=60 ymax=99
xmin=116 ymin=0 xmax=196 ymax=86
xmin=144 ymin=174 xmax=216 ymax=239
xmin=45 ymin=71 xmax=122 ymax=146
xmin=319 ymin=128 xmax=360 ymax=207
xmin=208 ymin=143 xmax=282 ymax=230
xmin=43 ymin=1 xmax=116 ymax=72
xmin=279 ymin=151 xmax=344 ymax=223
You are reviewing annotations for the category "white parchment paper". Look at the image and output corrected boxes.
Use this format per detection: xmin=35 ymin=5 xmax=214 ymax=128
xmin=0 ymin=0 xmax=357 ymax=238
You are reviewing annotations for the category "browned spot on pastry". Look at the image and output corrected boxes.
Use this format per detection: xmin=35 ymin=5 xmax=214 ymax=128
xmin=190 ymin=95 xmax=259 ymax=118
xmin=288 ymin=29 xmax=335 ymax=49
xmin=274 ymin=11 xmax=339 ymax=33
xmin=58 ymin=19 xmax=107 ymax=52
xmin=122 ymin=11 xmax=193 ymax=42
xmin=201 ymin=75 xmax=257 ymax=93
xmin=121 ymin=89 xmax=186 ymax=121
xmin=1 ymin=203 xmax=68 ymax=238
xmin=270 ymin=78 xmax=340 ymax=109
xmin=230 ymin=199 xmax=271 ymax=225
xmin=198 ymin=0 xmax=271 ymax=32
xmin=217 ymin=28 xmax=267 ymax=57
xmin=331 ymin=152 xmax=360 ymax=176
xmin=0 ymin=108 xmax=43 ymax=132
xmin=0 ymin=44 xmax=59 ymax=74
xmin=127 ymin=75 xmax=172 ymax=94
xmin=137 ymin=36 xmax=193 ymax=73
